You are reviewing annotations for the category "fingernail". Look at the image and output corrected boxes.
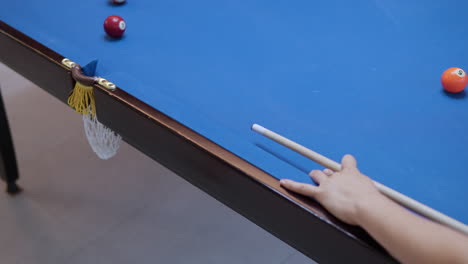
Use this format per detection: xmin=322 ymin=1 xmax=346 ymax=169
xmin=280 ymin=179 xmax=288 ymax=184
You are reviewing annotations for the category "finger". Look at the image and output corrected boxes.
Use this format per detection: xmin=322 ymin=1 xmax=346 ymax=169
xmin=308 ymin=170 xmax=327 ymax=184
xmin=341 ymin=154 xmax=357 ymax=169
xmin=280 ymin=179 xmax=319 ymax=198
xmin=323 ymin=168 xmax=334 ymax=176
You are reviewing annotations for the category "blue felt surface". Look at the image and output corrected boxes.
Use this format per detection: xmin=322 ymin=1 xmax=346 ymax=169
xmin=2 ymin=0 xmax=468 ymax=223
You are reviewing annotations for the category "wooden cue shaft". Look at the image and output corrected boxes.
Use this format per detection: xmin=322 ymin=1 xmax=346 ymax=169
xmin=251 ymin=124 xmax=468 ymax=236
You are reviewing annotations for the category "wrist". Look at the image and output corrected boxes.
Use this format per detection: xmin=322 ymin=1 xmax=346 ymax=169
xmin=355 ymin=192 xmax=387 ymax=226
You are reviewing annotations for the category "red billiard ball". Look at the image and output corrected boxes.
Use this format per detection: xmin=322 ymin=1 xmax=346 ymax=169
xmin=441 ymin=67 xmax=468 ymax=93
xmin=104 ymin=15 xmax=126 ymax=38
xmin=111 ymin=0 xmax=126 ymax=4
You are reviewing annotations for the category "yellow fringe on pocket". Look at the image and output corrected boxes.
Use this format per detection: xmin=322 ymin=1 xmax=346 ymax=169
xmin=67 ymin=82 xmax=96 ymax=117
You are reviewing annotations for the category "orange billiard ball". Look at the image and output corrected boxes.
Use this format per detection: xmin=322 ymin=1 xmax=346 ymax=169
xmin=441 ymin=67 xmax=468 ymax=93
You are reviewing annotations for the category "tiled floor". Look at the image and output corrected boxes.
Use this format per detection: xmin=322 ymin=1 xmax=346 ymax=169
xmin=0 ymin=63 xmax=315 ymax=264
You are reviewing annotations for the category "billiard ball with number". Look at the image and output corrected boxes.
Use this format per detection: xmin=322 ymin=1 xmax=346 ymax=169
xmin=104 ymin=15 xmax=126 ymax=38
xmin=441 ymin=67 xmax=468 ymax=93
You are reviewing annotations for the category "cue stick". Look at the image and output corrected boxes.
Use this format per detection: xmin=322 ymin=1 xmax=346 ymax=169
xmin=251 ymin=124 xmax=468 ymax=236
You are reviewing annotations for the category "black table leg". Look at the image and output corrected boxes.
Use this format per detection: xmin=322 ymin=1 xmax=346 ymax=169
xmin=0 ymin=87 xmax=21 ymax=195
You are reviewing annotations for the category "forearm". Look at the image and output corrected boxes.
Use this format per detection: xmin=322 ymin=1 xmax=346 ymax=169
xmin=281 ymin=155 xmax=468 ymax=263
xmin=357 ymin=194 xmax=468 ymax=264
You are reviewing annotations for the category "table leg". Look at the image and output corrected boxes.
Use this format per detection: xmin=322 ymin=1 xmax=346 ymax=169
xmin=0 ymin=87 xmax=21 ymax=195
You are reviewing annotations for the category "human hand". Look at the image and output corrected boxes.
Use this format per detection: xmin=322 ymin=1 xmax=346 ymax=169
xmin=280 ymin=154 xmax=381 ymax=225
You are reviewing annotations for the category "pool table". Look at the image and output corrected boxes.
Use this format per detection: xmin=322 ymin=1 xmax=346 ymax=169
xmin=1 ymin=1 xmax=468 ymax=263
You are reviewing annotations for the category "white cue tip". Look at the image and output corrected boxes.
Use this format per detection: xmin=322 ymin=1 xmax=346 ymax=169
xmin=251 ymin=124 xmax=267 ymax=135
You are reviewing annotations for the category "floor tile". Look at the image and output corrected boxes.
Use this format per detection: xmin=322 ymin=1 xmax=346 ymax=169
xmin=66 ymin=187 xmax=297 ymax=264
xmin=282 ymin=252 xmax=315 ymax=264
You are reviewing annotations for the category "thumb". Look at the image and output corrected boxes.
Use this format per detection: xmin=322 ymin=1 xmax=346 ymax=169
xmin=341 ymin=154 xmax=357 ymax=169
